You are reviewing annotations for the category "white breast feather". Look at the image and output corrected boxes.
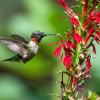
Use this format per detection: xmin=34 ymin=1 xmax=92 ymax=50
xmin=29 ymin=41 xmax=39 ymax=54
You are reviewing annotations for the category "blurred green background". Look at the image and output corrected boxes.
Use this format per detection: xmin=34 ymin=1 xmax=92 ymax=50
xmin=0 ymin=0 xmax=100 ymax=100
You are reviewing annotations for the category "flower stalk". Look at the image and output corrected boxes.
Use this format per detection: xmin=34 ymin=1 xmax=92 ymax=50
xmin=49 ymin=0 xmax=100 ymax=99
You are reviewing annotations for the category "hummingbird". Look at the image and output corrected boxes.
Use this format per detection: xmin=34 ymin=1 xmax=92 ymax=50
xmin=0 ymin=31 xmax=56 ymax=63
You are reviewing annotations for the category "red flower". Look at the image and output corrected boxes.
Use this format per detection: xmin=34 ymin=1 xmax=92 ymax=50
xmin=73 ymin=25 xmax=82 ymax=46
xmin=91 ymin=0 xmax=100 ymax=7
xmin=94 ymin=36 xmax=100 ymax=44
xmin=57 ymin=0 xmax=80 ymax=27
xmin=71 ymin=66 xmax=76 ymax=85
xmin=82 ymin=28 xmax=94 ymax=45
xmin=83 ymin=55 xmax=92 ymax=78
xmin=86 ymin=38 xmax=96 ymax=54
xmin=63 ymin=54 xmax=71 ymax=70
xmin=53 ymin=45 xmax=62 ymax=57
xmin=92 ymin=43 xmax=96 ymax=54
xmin=57 ymin=0 xmax=72 ymax=15
xmin=95 ymin=31 xmax=100 ymax=38
xmin=65 ymin=31 xmax=73 ymax=50
xmin=83 ymin=0 xmax=88 ymax=13
xmin=49 ymin=34 xmax=73 ymax=70
xmin=82 ymin=6 xmax=100 ymax=31
xmin=95 ymin=11 xmax=100 ymax=22
xmin=71 ymin=15 xmax=80 ymax=26
xmin=66 ymin=41 xmax=73 ymax=50
xmin=74 ymin=34 xmax=82 ymax=44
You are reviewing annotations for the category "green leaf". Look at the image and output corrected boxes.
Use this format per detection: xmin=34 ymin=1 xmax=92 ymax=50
xmin=60 ymin=71 xmax=70 ymax=77
xmin=88 ymin=91 xmax=98 ymax=100
xmin=70 ymin=5 xmax=81 ymax=9
xmin=47 ymin=93 xmax=60 ymax=98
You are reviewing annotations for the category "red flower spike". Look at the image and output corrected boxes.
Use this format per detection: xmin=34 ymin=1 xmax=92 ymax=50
xmin=53 ymin=45 xmax=62 ymax=57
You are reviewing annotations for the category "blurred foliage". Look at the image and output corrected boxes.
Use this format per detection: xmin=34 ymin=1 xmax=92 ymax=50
xmin=0 ymin=0 xmax=100 ymax=100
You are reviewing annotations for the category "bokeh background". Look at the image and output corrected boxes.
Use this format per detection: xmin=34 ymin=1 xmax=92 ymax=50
xmin=0 ymin=0 xmax=100 ymax=100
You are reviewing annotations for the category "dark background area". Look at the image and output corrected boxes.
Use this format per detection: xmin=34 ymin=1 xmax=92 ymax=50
xmin=0 ymin=0 xmax=100 ymax=100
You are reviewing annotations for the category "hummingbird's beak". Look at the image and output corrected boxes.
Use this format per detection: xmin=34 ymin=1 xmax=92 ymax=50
xmin=46 ymin=34 xmax=57 ymax=35
xmin=43 ymin=33 xmax=57 ymax=36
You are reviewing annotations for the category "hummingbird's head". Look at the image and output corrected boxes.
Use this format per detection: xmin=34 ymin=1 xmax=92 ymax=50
xmin=31 ymin=31 xmax=56 ymax=43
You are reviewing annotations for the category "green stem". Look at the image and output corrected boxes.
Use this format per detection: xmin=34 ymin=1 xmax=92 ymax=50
xmin=74 ymin=46 xmax=80 ymax=64
xmin=74 ymin=7 xmax=84 ymax=65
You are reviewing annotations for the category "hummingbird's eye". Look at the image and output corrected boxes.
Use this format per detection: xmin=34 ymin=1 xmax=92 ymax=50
xmin=36 ymin=32 xmax=40 ymax=35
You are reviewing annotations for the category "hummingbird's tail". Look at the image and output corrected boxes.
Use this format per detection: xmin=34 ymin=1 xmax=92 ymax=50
xmin=2 ymin=54 xmax=22 ymax=62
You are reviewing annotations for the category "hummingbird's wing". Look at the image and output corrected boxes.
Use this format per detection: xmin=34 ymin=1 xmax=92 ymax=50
xmin=11 ymin=35 xmax=29 ymax=44
xmin=0 ymin=38 xmax=28 ymax=55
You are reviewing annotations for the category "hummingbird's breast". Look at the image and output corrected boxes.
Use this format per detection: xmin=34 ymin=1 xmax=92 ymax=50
xmin=21 ymin=41 xmax=39 ymax=63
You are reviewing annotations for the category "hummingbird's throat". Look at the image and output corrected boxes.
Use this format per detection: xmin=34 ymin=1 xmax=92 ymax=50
xmin=31 ymin=38 xmax=38 ymax=43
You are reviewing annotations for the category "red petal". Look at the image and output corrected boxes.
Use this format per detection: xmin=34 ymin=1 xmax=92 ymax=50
xmin=94 ymin=36 xmax=100 ymax=44
xmin=71 ymin=17 xmax=80 ymax=26
xmin=74 ymin=34 xmax=82 ymax=44
xmin=69 ymin=52 xmax=74 ymax=57
xmin=95 ymin=31 xmax=100 ymax=38
xmin=53 ymin=45 xmax=62 ymax=57
xmin=95 ymin=12 xmax=100 ymax=22
xmin=48 ymin=40 xmax=62 ymax=46
xmin=63 ymin=55 xmax=71 ymax=69
xmin=82 ymin=21 xmax=90 ymax=31
xmin=60 ymin=54 xmax=63 ymax=63
xmin=65 ymin=32 xmax=72 ymax=36
xmin=92 ymin=43 xmax=96 ymax=54
xmin=83 ymin=56 xmax=92 ymax=78
xmin=82 ymin=16 xmax=94 ymax=31
xmin=66 ymin=41 xmax=73 ymax=50
xmin=83 ymin=28 xmax=94 ymax=45
xmin=57 ymin=0 xmax=72 ymax=14
xmin=71 ymin=75 xmax=76 ymax=85
xmin=83 ymin=0 xmax=88 ymax=13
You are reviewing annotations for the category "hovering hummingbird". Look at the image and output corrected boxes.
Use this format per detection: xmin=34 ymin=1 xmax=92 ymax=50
xmin=0 ymin=31 xmax=56 ymax=63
